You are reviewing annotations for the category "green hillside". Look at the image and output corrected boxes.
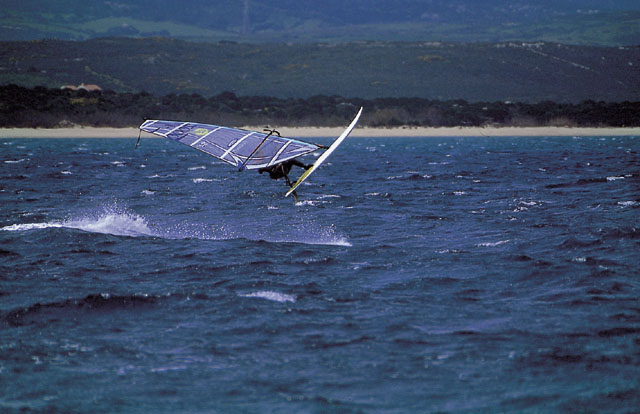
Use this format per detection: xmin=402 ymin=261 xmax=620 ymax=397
xmin=1 ymin=1 xmax=639 ymax=46
xmin=1 ymin=38 xmax=638 ymax=103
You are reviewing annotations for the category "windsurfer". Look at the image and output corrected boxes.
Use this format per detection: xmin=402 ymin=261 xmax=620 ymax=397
xmin=259 ymin=159 xmax=312 ymax=187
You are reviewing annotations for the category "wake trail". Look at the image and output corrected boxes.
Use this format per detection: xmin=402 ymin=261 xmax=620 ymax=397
xmin=1 ymin=212 xmax=154 ymax=238
xmin=2 ymin=208 xmax=351 ymax=247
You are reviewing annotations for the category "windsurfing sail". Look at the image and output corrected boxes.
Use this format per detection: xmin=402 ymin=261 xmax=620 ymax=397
xmin=139 ymin=120 xmax=320 ymax=170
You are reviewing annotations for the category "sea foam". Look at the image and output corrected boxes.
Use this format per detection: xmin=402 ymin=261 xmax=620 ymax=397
xmin=2 ymin=211 xmax=154 ymax=238
xmin=239 ymin=291 xmax=296 ymax=303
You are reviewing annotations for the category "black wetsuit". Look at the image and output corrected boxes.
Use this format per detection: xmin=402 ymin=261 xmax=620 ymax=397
xmin=259 ymin=159 xmax=310 ymax=186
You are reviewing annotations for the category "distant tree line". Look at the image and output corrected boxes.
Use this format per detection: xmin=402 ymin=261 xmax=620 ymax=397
xmin=1 ymin=84 xmax=639 ymax=129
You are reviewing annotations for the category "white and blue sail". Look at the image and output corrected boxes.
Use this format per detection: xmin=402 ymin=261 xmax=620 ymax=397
xmin=139 ymin=120 xmax=320 ymax=170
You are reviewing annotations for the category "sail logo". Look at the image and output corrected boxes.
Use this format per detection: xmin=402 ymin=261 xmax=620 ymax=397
xmin=193 ymin=128 xmax=210 ymax=136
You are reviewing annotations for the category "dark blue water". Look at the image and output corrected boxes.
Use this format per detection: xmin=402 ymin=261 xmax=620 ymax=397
xmin=1 ymin=136 xmax=639 ymax=413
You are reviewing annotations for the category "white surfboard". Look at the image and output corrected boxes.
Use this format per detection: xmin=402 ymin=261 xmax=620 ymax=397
xmin=285 ymin=107 xmax=363 ymax=197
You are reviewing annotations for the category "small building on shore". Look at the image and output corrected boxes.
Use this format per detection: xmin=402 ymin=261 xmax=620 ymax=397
xmin=61 ymin=83 xmax=102 ymax=92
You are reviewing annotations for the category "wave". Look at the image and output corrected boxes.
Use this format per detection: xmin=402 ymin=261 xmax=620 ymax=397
xmin=386 ymin=173 xmax=433 ymax=181
xmin=546 ymin=174 xmax=633 ymax=189
xmin=2 ymin=222 xmax=64 ymax=232
xmin=601 ymin=227 xmax=639 ymax=240
xmin=295 ymin=200 xmax=329 ymax=207
xmin=304 ymin=335 xmax=374 ymax=349
xmin=0 ymin=248 xmax=20 ymax=257
xmin=303 ymin=237 xmax=351 ymax=247
xmin=253 ymin=227 xmax=352 ymax=247
xmin=559 ymin=237 xmax=602 ymax=249
xmin=1 ymin=211 xmax=154 ymax=238
xmin=437 ymin=248 xmax=469 ymax=254
xmin=4 ymin=293 xmax=160 ymax=327
xmin=146 ymin=173 xmax=175 ymax=179
xmin=476 ymin=240 xmax=510 ymax=247
xmin=2 ymin=207 xmax=351 ymax=247
xmin=238 ymin=291 xmax=296 ymax=303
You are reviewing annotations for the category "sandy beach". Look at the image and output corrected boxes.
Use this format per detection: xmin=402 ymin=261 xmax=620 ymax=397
xmin=1 ymin=126 xmax=639 ymax=139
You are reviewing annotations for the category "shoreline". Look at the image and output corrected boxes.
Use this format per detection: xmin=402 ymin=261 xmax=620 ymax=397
xmin=1 ymin=126 xmax=639 ymax=139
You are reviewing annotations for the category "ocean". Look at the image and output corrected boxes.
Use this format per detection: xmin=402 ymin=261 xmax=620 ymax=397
xmin=1 ymin=136 xmax=639 ymax=413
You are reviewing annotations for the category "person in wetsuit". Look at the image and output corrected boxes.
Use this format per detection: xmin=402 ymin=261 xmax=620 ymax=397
xmin=258 ymin=159 xmax=312 ymax=187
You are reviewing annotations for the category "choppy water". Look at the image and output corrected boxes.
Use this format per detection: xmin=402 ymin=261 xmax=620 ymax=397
xmin=1 ymin=136 xmax=639 ymax=413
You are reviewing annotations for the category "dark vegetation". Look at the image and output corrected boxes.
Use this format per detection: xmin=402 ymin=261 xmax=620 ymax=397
xmin=2 ymin=85 xmax=638 ymax=128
